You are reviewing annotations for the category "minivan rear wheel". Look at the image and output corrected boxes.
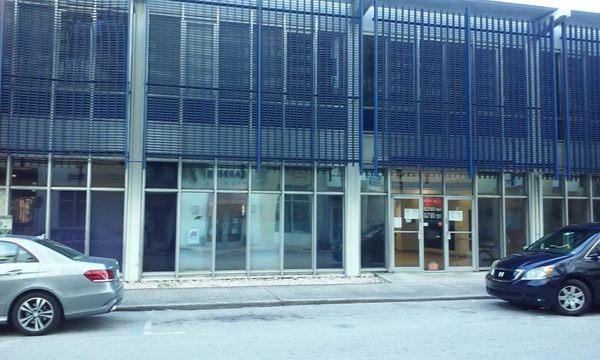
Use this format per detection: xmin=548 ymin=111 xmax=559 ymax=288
xmin=554 ymin=280 xmax=592 ymax=316
xmin=10 ymin=292 xmax=62 ymax=335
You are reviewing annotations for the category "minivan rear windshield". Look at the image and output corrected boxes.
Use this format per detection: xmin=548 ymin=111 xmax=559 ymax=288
xmin=526 ymin=229 xmax=597 ymax=254
xmin=35 ymin=239 xmax=86 ymax=260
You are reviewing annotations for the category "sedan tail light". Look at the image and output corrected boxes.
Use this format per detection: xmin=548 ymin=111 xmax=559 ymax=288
xmin=84 ymin=270 xmax=115 ymax=282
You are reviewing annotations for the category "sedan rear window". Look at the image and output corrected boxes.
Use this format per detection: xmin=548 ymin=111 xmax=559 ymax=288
xmin=527 ymin=229 xmax=597 ymax=254
xmin=35 ymin=239 xmax=86 ymax=260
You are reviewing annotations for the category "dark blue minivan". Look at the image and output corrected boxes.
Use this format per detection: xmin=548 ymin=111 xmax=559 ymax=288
xmin=486 ymin=223 xmax=600 ymax=316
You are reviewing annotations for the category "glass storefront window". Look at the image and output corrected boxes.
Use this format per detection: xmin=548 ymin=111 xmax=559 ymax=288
xmin=144 ymin=193 xmax=177 ymax=271
xmin=179 ymin=192 xmax=213 ymax=272
xmin=543 ymin=198 xmax=563 ymax=235
xmin=317 ymin=195 xmax=343 ymax=269
xmin=252 ymin=166 xmax=281 ymax=191
xmin=10 ymin=190 xmax=46 ymax=236
xmin=284 ymin=194 xmax=312 ymax=269
xmin=477 ymin=173 xmax=500 ymax=195
xmin=360 ymin=169 xmax=386 ymax=193
xmin=250 ymin=194 xmax=281 ymax=270
xmin=285 ymin=167 xmax=313 ymax=191
xmin=477 ymin=198 xmax=502 ymax=267
xmin=90 ymin=192 xmax=124 ymax=268
xmin=361 ymin=195 xmax=386 ymax=268
xmin=506 ymin=198 xmax=527 ymax=255
xmin=52 ymin=160 xmax=88 ymax=187
xmin=542 ymin=175 xmax=562 ymax=196
xmin=0 ymin=159 xmax=6 ymax=186
xmin=566 ymin=175 xmax=588 ymax=197
xmin=50 ymin=190 xmax=86 ymax=252
xmin=12 ymin=158 xmax=48 ymax=187
xmin=422 ymin=171 xmax=442 ymax=195
xmin=568 ymin=199 xmax=589 ymax=225
xmin=215 ymin=193 xmax=247 ymax=271
xmin=0 ymin=190 xmax=6 ymax=216
xmin=217 ymin=165 xmax=248 ymax=190
xmin=317 ymin=167 xmax=344 ymax=192
xmin=146 ymin=162 xmax=178 ymax=189
xmin=92 ymin=161 xmax=125 ymax=188
xmin=593 ymin=177 xmax=600 ymax=197
xmin=504 ymin=173 xmax=526 ymax=196
xmin=445 ymin=172 xmax=472 ymax=196
xmin=391 ymin=170 xmax=420 ymax=194
xmin=182 ymin=163 xmax=213 ymax=190
xmin=594 ymin=200 xmax=600 ymax=222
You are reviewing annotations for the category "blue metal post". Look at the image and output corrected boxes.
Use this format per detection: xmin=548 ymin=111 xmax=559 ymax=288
xmin=373 ymin=0 xmax=378 ymax=175
xmin=256 ymin=0 xmax=263 ymax=169
xmin=125 ymin=0 xmax=133 ymax=168
xmin=358 ymin=0 xmax=363 ymax=174
xmin=465 ymin=7 xmax=473 ymax=178
xmin=0 ymin=0 xmax=4 ymax=150
xmin=561 ymin=22 xmax=571 ymax=179
xmin=549 ymin=17 xmax=560 ymax=178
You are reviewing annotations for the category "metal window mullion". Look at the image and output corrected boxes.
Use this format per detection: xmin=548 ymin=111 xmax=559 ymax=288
xmin=45 ymin=155 xmax=52 ymax=237
xmin=312 ymin=162 xmax=317 ymax=273
xmin=85 ymin=157 xmax=92 ymax=255
xmin=246 ymin=162 xmax=251 ymax=276
xmin=175 ymin=159 xmax=182 ymax=277
xmin=279 ymin=163 xmax=284 ymax=274
xmin=501 ymin=172 xmax=507 ymax=258
xmin=49 ymin=0 xmax=62 ymax=153
xmin=211 ymin=160 xmax=217 ymax=275
xmin=89 ymin=1 xmax=98 ymax=155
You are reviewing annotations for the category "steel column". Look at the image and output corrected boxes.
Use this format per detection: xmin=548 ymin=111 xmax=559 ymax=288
xmin=561 ymin=22 xmax=571 ymax=179
xmin=373 ymin=0 xmax=378 ymax=174
xmin=549 ymin=17 xmax=560 ymax=178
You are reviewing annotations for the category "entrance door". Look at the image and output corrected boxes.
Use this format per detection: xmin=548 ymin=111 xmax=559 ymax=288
xmin=423 ymin=197 xmax=445 ymax=270
xmin=393 ymin=198 xmax=422 ymax=268
xmin=446 ymin=198 xmax=473 ymax=268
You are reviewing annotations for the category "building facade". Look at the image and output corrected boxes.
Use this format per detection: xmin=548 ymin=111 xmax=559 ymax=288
xmin=1 ymin=0 xmax=599 ymax=281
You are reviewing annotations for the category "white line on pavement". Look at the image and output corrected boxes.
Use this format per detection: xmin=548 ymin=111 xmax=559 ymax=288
xmin=142 ymin=320 xmax=185 ymax=336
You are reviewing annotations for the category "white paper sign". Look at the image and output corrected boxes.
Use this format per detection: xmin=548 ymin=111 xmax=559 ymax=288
xmin=393 ymin=217 xmax=403 ymax=229
xmin=0 ymin=216 xmax=13 ymax=235
xmin=404 ymin=208 xmax=420 ymax=220
xmin=448 ymin=210 xmax=464 ymax=222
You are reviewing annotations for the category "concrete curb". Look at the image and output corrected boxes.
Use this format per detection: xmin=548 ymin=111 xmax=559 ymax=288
xmin=117 ymin=295 xmax=494 ymax=312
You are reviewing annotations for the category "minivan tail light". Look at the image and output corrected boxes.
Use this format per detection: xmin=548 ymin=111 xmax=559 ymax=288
xmin=84 ymin=270 xmax=115 ymax=282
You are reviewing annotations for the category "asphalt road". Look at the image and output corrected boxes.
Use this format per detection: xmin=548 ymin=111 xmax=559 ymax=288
xmin=2 ymin=300 xmax=599 ymax=360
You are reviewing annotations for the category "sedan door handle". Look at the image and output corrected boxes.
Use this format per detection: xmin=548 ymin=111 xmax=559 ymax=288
xmin=2 ymin=269 xmax=23 ymax=276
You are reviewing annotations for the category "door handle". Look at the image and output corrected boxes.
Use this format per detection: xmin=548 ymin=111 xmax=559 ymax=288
xmin=3 ymin=269 xmax=23 ymax=276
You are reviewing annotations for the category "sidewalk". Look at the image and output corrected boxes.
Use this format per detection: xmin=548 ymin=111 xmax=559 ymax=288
xmin=118 ymin=272 xmax=491 ymax=311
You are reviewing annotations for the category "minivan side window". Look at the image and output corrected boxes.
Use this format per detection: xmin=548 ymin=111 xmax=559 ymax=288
xmin=0 ymin=242 xmax=19 ymax=264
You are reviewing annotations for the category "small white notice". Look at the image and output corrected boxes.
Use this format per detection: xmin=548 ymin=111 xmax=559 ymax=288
xmin=393 ymin=217 xmax=403 ymax=229
xmin=448 ymin=210 xmax=464 ymax=222
xmin=0 ymin=215 xmax=13 ymax=235
xmin=404 ymin=208 xmax=420 ymax=220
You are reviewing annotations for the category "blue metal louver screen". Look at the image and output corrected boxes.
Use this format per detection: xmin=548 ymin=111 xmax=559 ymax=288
xmin=375 ymin=7 xmax=470 ymax=170
xmin=563 ymin=24 xmax=600 ymax=174
xmin=1 ymin=0 xmax=130 ymax=157
xmin=145 ymin=0 xmax=360 ymax=165
xmin=373 ymin=6 xmax=558 ymax=174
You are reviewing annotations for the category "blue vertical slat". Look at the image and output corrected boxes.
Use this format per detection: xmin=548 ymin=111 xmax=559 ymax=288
xmin=465 ymin=7 xmax=473 ymax=177
xmin=372 ymin=0 xmax=378 ymax=174
xmin=561 ymin=22 xmax=571 ymax=179
xmin=256 ymin=0 xmax=262 ymax=168
xmin=358 ymin=0 xmax=363 ymax=173
xmin=549 ymin=17 xmax=559 ymax=178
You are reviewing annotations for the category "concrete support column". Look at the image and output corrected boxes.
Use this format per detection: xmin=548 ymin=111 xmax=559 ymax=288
xmin=345 ymin=164 xmax=361 ymax=276
xmin=123 ymin=0 xmax=147 ymax=281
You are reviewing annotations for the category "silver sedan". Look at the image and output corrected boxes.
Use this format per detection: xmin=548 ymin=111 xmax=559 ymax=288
xmin=0 ymin=235 xmax=123 ymax=335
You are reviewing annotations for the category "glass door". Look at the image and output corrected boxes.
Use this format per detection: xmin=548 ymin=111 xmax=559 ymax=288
xmin=446 ymin=198 xmax=473 ymax=268
xmin=392 ymin=197 xmax=422 ymax=268
xmin=423 ymin=197 xmax=444 ymax=270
